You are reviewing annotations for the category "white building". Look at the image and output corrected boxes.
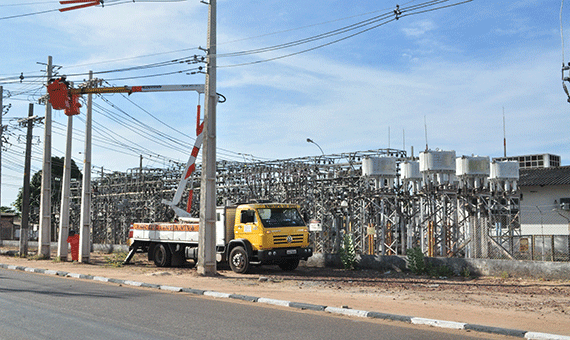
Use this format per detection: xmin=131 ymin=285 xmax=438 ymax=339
xmin=494 ymin=153 xmax=561 ymax=169
xmin=518 ymin=166 xmax=570 ymax=236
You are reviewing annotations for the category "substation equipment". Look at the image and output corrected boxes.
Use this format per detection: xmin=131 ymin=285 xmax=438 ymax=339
xmin=58 ymin=148 xmax=520 ymax=260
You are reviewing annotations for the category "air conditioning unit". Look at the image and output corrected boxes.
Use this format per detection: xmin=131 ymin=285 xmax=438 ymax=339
xmin=560 ymin=198 xmax=570 ymax=210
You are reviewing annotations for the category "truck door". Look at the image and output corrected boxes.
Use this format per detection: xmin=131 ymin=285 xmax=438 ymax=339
xmin=235 ymin=209 xmax=256 ymax=240
xmin=215 ymin=208 xmax=226 ymax=246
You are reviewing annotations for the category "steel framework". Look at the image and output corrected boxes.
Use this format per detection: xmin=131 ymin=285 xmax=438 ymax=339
xmin=54 ymin=147 xmax=522 ymax=260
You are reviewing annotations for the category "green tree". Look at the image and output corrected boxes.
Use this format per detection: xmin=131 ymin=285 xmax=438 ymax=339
xmin=1 ymin=206 xmax=17 ymax=214
xmin=14 ymin=156 xmax=82 ymax=217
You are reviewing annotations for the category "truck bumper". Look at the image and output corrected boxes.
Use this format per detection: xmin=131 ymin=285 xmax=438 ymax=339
xmin=257 ymin=247 xmax=313 ymax=263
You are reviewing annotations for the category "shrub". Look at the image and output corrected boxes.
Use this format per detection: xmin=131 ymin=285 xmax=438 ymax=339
xmin=406 ymin=247 xmax=426 ymax=274
xmin=339 ymin=232 xmax=357 ymax=270
xmin=431 ymin=264 xmax=454 ymax=278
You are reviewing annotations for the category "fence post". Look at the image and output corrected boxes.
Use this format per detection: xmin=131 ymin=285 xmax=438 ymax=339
xmin=531 ymin=235 xmax=535 ymax=261
xmin=551 ymin=236 xmax=555 ymax=261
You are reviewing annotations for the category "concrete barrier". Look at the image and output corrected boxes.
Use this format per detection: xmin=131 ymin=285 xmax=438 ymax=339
xmin=310 ymin=253 xmax=570 ymax=280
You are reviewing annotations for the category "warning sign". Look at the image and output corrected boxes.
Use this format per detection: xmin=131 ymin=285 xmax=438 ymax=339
xmin=309 ymin=219 xmax=322 ymax=232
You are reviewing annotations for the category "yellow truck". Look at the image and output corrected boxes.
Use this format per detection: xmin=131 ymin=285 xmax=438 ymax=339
xmin=124 ymin=203 xmax=312 ymax=273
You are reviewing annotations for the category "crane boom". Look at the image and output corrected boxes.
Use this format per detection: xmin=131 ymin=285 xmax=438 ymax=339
xmin=47 ymin=77 xmax=204 ymax=116
xmin=70 ymin=84 xmax=205 ymax=95
xmin=47 ymin=76 xmax=208 ymax=218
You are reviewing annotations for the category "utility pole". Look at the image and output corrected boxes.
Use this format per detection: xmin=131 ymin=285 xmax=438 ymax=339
xmin=0 ymin=86 xmax=3 ymax=230
xmin=79 ymin=71 xmax=93 ymax=263
xmin=198 ymin=0 xmax=217 ymax=275
xmin=19 ymin=103 xmax=40 ymax=257
xmin=57 ymin=112 xmax=73 ymax=260
xmin=139 ymin=154 xmax=143 ymax=192
xmin=503 ymin=107 xmax=507 ymax=158
xmin=38 ymin=56 xmax=53 ymax=259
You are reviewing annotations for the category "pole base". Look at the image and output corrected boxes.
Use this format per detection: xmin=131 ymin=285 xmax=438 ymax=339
xmin=197 ymin=262 xmax=217 ymax=276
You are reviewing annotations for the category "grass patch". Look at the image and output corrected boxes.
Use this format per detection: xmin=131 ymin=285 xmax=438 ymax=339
xmin=104 ymin=252 xmax=128 ymax=268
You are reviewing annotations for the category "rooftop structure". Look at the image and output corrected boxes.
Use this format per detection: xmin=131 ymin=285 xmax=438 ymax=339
xmin=493 ymin=154 xmax=560 ymax=169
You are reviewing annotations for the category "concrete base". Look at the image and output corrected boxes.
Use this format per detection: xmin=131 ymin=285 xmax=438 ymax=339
xmin=311 ymin=253 xmax=570 ymax=280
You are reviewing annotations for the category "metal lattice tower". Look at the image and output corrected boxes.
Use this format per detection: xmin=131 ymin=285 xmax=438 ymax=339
xmin=47 ymin=147 xmax=520 ymax=260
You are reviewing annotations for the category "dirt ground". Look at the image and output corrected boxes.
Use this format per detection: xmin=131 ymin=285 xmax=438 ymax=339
xmin=1 ymin=248 xmax=569 ymax=337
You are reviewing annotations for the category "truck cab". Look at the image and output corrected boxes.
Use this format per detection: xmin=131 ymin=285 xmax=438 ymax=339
xmin=226 ymin=203 xmax=312 ymax=273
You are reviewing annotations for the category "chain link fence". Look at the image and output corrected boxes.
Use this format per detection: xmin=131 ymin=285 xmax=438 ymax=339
xmin=13 ymin=153 xmax=569 ymax=263
xmin=514 ymin=206 xmax=570 ymax=261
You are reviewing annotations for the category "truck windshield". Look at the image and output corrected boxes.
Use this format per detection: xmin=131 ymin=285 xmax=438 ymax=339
xmin=258 ymin=208 xmax=304 ymax=228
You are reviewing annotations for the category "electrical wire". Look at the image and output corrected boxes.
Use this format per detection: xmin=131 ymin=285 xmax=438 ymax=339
xmin=61 ymin=57 xmax=205 ymax=78
xmin=95 ymin=97 xmax=191 ymax=152
xmin=100 ymin=67 xmax=203 ymax=81
xmin=215 ymin=11 xmax=396 ymax=59
xmin=1 ymin=0 xmax=473 ymax=175
xmin=116 ymin=92 xmax=249 ymax=160
xmin=0 ymin=0 xmax=179 ymax=21
xmin=0 ymin=8 xmax=59 ymax=21
xmin=56 ymin=1 xmax=417 ymax=71
xmin=217 ymin=0 xmax=472 ymax=68
xmin=0 ymin=2 xmax=56 ymax=6
xmin=0 ymin=0 xmax=468 ymax=82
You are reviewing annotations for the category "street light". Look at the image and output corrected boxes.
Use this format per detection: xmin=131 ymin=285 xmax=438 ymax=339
xmin=306 ymin=138 xmax=324 ymax=156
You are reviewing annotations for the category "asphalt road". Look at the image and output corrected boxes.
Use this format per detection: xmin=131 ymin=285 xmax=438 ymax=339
xmin=0 ymin=268 xmax=506 ymax=340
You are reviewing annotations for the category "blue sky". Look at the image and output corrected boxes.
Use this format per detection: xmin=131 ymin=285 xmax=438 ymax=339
xmin=1 ymin=0 xmax=569 ymax=207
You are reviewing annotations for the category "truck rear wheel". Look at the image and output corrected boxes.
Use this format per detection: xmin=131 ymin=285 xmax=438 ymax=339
xmin=229 ymin=246 xmax=249 ymax=274
xmin=278 ymin=258 xmax=300 ymax=271
xmin=153 ymin=244 xmax=172 ymax=267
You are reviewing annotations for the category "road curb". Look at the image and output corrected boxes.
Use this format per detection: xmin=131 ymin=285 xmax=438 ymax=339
xmin=2 ymin=262 xmax=569 ymax=340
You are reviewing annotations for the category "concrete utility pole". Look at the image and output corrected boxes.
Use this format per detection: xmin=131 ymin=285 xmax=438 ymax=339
xmin=198 ymin=0 xmax=217 ymax=275
xmin=19 ymin=103 xmax=37 ymax=257
xmin=38 ymin=56 xmax=53 ymax=259
xmin=79 ymin=71 xmax=93 ymax=263
xmin=57 ymin=113 xmax=73 ymax=260
xmin=0 ymin=86 xmax=3 ymax=219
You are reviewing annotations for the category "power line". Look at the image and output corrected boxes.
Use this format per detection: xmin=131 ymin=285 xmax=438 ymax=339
xmin=0 ymin=0 xmax=178 ymax=21
xmin=0 ymin=8 xmax=59 ymax=20
xmin=116 ymin=91 xmax=249 ymax=160
xmin=62 ymin=56 xmax=205 ymax=78
xmin=0 ymin=2 xmax=60 ymax=6
xmin=0 ymin=0 xmax=467 ymax=82
xmin=218 ymin=0 xmax=472 ymax=68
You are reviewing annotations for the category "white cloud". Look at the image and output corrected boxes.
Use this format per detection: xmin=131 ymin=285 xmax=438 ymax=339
xmin=214 ymin=37 xmax=570 ymax=163
xmin=401 ymin=20 xmax=437 ymax=38
xmin=3 ymin=0 xmax=570 ymax=207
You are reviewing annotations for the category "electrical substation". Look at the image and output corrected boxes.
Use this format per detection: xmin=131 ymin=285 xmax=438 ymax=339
xmin=59 ymin=147 xmax=521 ymax=261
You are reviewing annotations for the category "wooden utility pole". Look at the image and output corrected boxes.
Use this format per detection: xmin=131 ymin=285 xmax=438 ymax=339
xmin=198 ymin=0 xmax=217 ymax=275
xmin=38 ymin=56 xmax=52 ymax=259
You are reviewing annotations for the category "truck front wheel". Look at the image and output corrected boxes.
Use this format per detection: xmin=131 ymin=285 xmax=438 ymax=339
xmin=153 ymin=244 xmax=172 ymax=267
xmin=229 ymin=246 xmax=250 ymax=274
xmin=278 ymin=258 xmax=300 ymax=271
